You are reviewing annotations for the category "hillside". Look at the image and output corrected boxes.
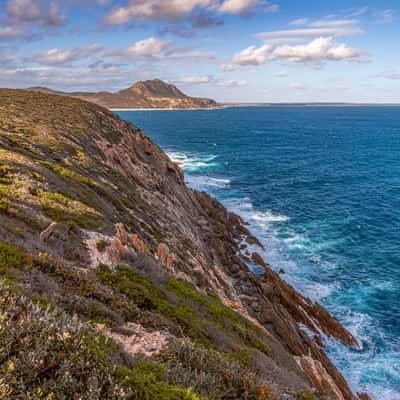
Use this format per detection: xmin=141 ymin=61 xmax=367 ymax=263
xmin=0 ymin=90 xmax=369 ymax=400
xmin=29 ymin=79 xmax=218 ymax=109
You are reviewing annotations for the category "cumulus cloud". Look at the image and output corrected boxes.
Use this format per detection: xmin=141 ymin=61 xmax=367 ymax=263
xmin=8 ymin=0 xmax=66 ymax=27
xmin=106 ymin=38 xmax=213 ymax=62
xmin=233 ymin=44 xmax=272 ymax=65
xmin=105 ymin=0 xmax=276 ymax=25
xmin=233 ymin=37 xmax=363 ymax=66
xmin=271 ymin=37 xmax=362 ymax=62
xmin=34 ymin=44 xmax=102 ymax=65
xmin=125 ymin=37 xmax=172 ymax=57
xmin=105 ymin=0 xmax=214 ymax=25
xmin=218 ymin=0 xmax=261 ymax=15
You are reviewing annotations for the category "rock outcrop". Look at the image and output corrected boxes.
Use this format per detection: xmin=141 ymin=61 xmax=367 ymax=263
xmin=0 ymin=89 xmax=367 ymax=399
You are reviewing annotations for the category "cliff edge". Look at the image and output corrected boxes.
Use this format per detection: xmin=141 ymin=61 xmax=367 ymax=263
xmin=0 ymin=90 xmax=368 ymax=400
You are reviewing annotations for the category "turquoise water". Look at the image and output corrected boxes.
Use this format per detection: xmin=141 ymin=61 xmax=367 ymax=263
xmin=117 ymin=106 xmax=400 ymax=399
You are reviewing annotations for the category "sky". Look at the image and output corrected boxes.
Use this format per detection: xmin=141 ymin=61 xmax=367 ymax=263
xmin=0 ymin=0 xmax=400 ymax=102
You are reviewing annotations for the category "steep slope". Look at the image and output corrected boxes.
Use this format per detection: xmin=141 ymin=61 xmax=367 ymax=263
xmin=0 ymin=90 xmax=368 ymax=400
xmin=29 ymin=79 xmax=218 ymax=109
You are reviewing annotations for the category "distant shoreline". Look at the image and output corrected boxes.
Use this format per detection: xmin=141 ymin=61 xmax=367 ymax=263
xmin=111 ymin=103 xmax=400 ymax=111
xmin=110 ymin=106 xmax=226 ymax=111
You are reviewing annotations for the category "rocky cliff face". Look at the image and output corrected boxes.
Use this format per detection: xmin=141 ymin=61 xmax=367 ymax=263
xmin=29 ymin=79 xmax=218 ymax=109
xmin=0 ymin=90 xmax=368 ymax=400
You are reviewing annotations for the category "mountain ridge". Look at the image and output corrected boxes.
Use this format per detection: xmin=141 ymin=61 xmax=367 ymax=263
xmin=28 ymin=79 xmax=218 ymax=109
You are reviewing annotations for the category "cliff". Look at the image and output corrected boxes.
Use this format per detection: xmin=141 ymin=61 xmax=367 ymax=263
xmin=29 ymin=79 xmax=218 ymax=109
xmin=0 ymin=90 xmax=368 ymax=400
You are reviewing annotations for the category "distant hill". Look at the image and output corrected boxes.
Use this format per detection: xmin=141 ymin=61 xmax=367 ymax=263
xmin=29 ymin=79 xmax=218 ymax=109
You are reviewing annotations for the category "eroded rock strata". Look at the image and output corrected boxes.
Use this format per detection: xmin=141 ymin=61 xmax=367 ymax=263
xmin=0 ymin=90 xmax=368 ymax=399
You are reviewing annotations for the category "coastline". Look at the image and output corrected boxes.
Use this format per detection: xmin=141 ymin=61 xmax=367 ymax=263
xmin=110 ymin=103 xmax=400 ymax=112
xmin=110 ymin=105 xmax=226 ymax=111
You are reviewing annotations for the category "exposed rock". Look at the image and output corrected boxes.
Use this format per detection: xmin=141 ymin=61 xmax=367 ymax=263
xmin=131 ymin=234 xmax=150 ymax=254
xmin=40 ymin=222 xmax=58 ymax=242
xmin=98 ymin=322 xmax=170 ymax=358
xmin=115 ymin=223 xmax=128 ymax=245
xmin=295 ymin=356 xmax=346 ymax=400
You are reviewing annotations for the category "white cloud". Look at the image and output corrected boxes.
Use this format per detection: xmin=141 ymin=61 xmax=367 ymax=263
xmin=289 ymin=18 xmax=309 ymax=26
xmin=125 ymin=37 xmax=172 ymax=57
xmin=105 ymin=0 xmax=276 ymax=25
xmin=233 ymin=44 xmax=272 ymax=65
xmin=180 ymin=75 xmax=212 ymax=84
xmin=257 ymin=17 xmax=363 ymax=44
xmin=348 ymin=7 xmax=369 ymax=17
xmin=257 ymin=26 xmax=363 ymax=41
xmin=220 ymin=63 xmax=236 ymax=72
xmin=233 ymin=37 xmax=363 ymax=66
xmin=164 ymin=47 xmax=215 ymax=60
xmin=271 ymin=37 xmax=362 ymax=63
xmin=105 ymin=0 xmax=214 ymax=25
xmin=309 ymin=19 xmax=359 ymax=28
xmin=8 ymin=0 xmax=66 ymax=27
xmin=35 ymin=44 xmax=102 ymax=65
xmin=216 ymin=79 xmax=247 ymax=87
xmin=0 ymin=25 xmax=24 ymax=39
xmin=218 ymin=0 xmax=260 ymax=14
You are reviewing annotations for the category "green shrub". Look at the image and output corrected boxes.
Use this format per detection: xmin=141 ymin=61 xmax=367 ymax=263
xmin=97 ymin=240 xmax=108 ymax=252
xmin=0 ymin=241 xmax=24 ymax=270
xmin=159 ymin=339 xmax=272 ymax=400
xmin=38 ymin=190 xmax=101 ymax=229
xmin=296 ymin=390 xmax=316 ymax=400
xmin=114 ymin=361 xmax=202 ymax=400
xmin=0 ymin=283 xmax=123 ymax=399
xmin=0 ymin=283 xmax=203 ymax=400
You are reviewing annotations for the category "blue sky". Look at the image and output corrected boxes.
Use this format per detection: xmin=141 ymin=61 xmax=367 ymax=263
xmin=0 ymin=0 xmax=399 ymax=102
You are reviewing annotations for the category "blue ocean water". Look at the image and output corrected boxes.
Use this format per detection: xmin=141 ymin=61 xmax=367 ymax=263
xmin=116 ymin=106 xmax=400 ymax=399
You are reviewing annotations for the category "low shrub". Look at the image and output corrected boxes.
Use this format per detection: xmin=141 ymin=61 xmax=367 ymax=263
xmin=97 ymin=240 xmax=108 ymax=252
xmin=159 ymin=339 xmax=275 ymax=400
xmin=296 ymin=390 xmax=316 ymax=400
xmin=0 ymin=241 xmax=25 ymax=271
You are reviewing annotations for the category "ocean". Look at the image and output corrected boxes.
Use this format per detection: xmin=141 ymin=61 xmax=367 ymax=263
xmin=116 ymin=106 xmax=400 ymax=400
